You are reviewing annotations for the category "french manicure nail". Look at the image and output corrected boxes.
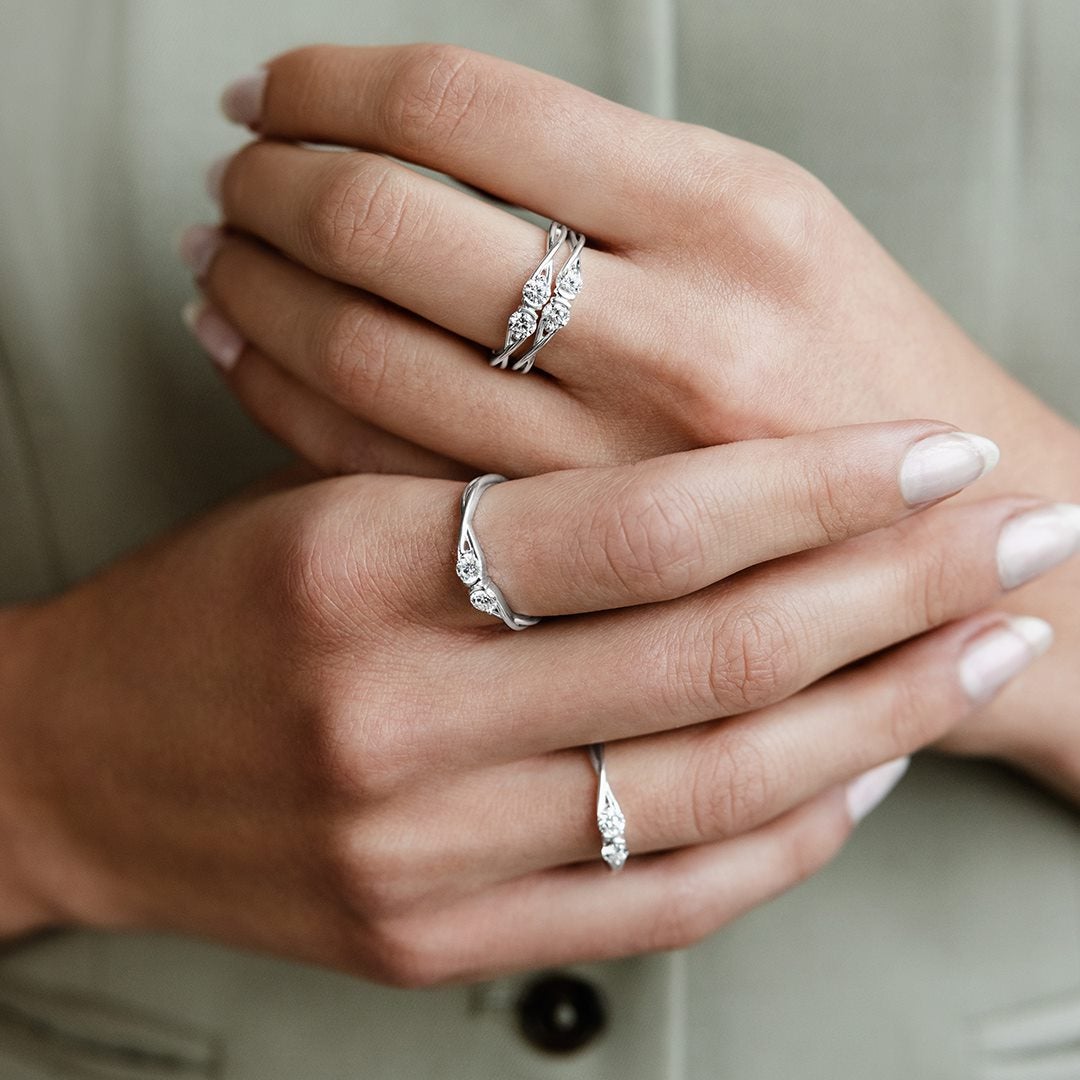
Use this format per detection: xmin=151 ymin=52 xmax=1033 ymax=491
xmin=181 ymin=299 xmax=243 ymax=371
xmin=997 ymin=503 xmax=1080 ymax=589
xmin=846 ymin=757 xmax=910 ymax=824
xmin=899 ymin=432 xmax=1000 ymax=506
xmin=205 ymin=154 xmax=231 ymax=205
xmin=178 ymin=224 xmax=224 ymax=278
xmin=220 ymin=68 xmax=268 ymax=127
xmin=958 ymin=615 xmax=1053 ymax=704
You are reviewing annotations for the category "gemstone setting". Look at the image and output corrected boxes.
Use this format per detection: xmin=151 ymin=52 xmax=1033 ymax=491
xmin=506 ymin=307 xmax=538 ymax=343
xmin=455 ymin=551 xmax=481 ymax=586
xmin=539 ymin=298 xmax=571 ymax=336
xmin=469 ymin=586 xmax=500 ymax=615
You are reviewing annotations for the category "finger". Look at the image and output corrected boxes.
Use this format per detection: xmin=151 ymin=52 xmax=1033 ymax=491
xmin=211 ymin=143 xmax=631 ymax=378
xmin=216 ymin=321 xmax=470 ymax=481
xmin=362 ymin=788 xmax=851 ymax=986
xmin=465 ymin=496 xmax=1080 ymax=754
xmin=501 ymin=612 xmax=1049 ymax=875
xmin=224 ymin=43 xmax=684 ymax=244
xmin=189 ymin=231 xmax=606 ymax=474
xmin=347 ymin=421 xmax=998 ymax=626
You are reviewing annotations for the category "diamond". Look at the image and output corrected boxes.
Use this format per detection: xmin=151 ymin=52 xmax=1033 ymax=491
xmin=601 ymin=836 xmax=628 ymax=870
xmin=456 ymin=551 xmax=481 ymax=586
xmin=539 ymin=298 xmax=571 ymax=336
xmin=506 ymin=307 xmax=537 ymax=343
xmin=469 ymin=586 xmax=500 ymax=615
xmin=522 ymin=266 xmax=552 ymax=308
xmin=598 ymin=804 xmax=626 ymax=841
xmin=557 ymin=259 xmax=582 ymax=298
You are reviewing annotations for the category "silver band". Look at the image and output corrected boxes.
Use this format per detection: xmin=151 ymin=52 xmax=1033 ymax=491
xmin=489 ymin=221 xmax=585 ymax=373
xmin=588 ymin=743 xmax=628 ymax=871
xmin=455 ymin=474 xmax=540 ymax=631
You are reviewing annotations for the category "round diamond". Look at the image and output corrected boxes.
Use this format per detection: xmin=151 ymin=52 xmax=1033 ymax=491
xmin=601 ymin=837 xmax=628 ymax=870
xmin=469 ymin=586 xmax=500 ymax=616
xmin=506 ymin=307 xmax=537 ymax=343
xmin=539 ymin=299 xmax=571 ymax=335
xmin=598 ymin=806 xmax=626 ymax=841
xmin=456 ymin=551 xmax=481 ymax=586
xmin=522 ymin=274 xmax=550 ymax=309
xmin=557 ymin=261 xmax=583 ymax=298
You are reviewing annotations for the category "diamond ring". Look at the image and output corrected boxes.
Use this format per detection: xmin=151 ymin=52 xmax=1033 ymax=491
xmin=489 ymin=221 xmax=585 ymax=373
xmin=455 ymin=474 xmax=540 ymax=631
xmin=588 ymin=743 xmax=628 ymax=871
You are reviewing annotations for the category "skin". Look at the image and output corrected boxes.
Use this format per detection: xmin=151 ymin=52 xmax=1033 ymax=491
xmin=0 ymin=423 xmax=1063 ymax=985
xmin=191 ymin=43 xmax=1080 ymax=800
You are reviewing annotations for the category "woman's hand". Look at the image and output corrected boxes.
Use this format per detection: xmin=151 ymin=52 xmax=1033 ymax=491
xmin=0 ymin=422 xmax=1069 ymax=982
xmin=180 ymin=43 xmax=1080 ymax=798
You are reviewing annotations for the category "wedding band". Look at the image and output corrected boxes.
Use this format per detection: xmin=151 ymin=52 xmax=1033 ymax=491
xmin=455 ymin=474 xmax=540 ymax=631
xmin=588 ymin=743 xmax=628 ymax=871
xmin=489 ymin=221 xmax=585 ymax=373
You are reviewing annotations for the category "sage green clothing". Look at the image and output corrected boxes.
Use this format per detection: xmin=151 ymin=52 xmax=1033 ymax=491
xmin=2 ymin=1 xmax=1080 ymax=1076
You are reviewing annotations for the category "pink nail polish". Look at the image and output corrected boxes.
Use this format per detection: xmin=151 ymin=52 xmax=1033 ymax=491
xmin=220 ymin=68 xmax=268 ymax=127
xmin=181 ymin=299 xmax=243 ymax=371
xmin=178 ymin=224 xmax=224 ymax=278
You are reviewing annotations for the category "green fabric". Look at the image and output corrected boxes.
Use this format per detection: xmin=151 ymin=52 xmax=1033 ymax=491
xmin=1 ymin=1 xmax=1078 ymax=1075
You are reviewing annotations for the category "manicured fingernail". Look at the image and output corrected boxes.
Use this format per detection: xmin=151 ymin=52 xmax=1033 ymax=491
xmin=220 ymin=68 xmax=268 ymax=127
xmin=997 ymin=503 xmax=1080 ymax=589
xmin=846 ymin=757 xmax=910 ymax=824
xmin=181 ymin=299 xmax=243 ymax=371
xmin=958 ymin=615 xmax=1053 ymax=704
xmin=205 ymin=154 xmax=231 ymax=205
xmin=899 ymin=432 xmax=999 ymax=506
xmin=177 ymin=224 xmax=224 ymax=278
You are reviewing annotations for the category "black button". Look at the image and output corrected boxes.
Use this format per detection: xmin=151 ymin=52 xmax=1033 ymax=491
xmin=515 ymin=973 xmax=608 ymax=1054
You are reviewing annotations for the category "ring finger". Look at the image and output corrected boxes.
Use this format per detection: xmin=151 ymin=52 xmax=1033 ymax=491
xmin=212 ymin=140 xmax=635 ymax=379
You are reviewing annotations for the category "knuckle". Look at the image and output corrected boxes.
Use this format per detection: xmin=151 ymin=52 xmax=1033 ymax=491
xmin=317 ymin=301 xmax=393 ymax=409
xmin=307 ymin=156 xmax=413 ymax=277
xmin=904 ymin=529 xmax=969 ymax=627
xmin=361 ymin=916 xmax=446 ymax=988
xmin=381 ymin=44 xmax=486 ymax=154
xmin=699 ymin=603 xmax=803 ymax=713
xmin=798 ymin=457 xmax=868 ymax=547
xmin=589 ymin=475 xmax=705 ymax=599
xmin=686 ymin=728 xmax=773 ymax=841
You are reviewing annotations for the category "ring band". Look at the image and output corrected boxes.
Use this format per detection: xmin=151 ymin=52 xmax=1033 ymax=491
xmin=490 ymin=221 xmax=585 ymax=373
xmin=588 ymin=743 xmax=628 ymax=871
xmin=456 ymin=474 xmax=540 ymax=631
xmin=489 ymin=222 xmax=568 ymax=370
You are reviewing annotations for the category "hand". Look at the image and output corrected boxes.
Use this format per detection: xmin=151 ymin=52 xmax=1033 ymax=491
xmin=180 ymin=43 xmax=1080 ymax=797
xmin=0 ymin=423 xmax=1055 ymax=981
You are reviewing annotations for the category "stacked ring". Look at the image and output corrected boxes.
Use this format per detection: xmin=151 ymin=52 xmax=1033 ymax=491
xmin=490 ymin=220 xmax=585 ymax=373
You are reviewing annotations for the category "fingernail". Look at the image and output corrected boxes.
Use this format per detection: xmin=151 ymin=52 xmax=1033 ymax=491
xmin=205 ymin=154 xmax=231 ymax=205
xmin=220 ymin=67 xmax=268 ymax=127
xmin=959 ymin=615 xmax=1053 ymax=704
xmin=997 ymin=503 xmax=1080 ymax=589
xmin=899 ymin=432 xmax=1000 ymax=506
xmin=846 ymin=757 xmax=910 ymax=824
xmin=181 ymin=299 xmax=243 ymax=371
xmin=177 ymin=224 xmax=224 ymax=278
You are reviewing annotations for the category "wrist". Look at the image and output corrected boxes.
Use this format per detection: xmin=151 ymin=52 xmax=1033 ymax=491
xmin=0 ymin=599 xmax=98 ymax=937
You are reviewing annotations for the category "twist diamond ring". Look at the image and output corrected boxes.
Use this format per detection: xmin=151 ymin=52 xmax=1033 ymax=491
xmin=490 ymin=221 xmax=585 ymax=373
xmin=455 ymin=474 xmax=540 ymax=631
xmin=588 ymin=743 xmax=628 ymax=871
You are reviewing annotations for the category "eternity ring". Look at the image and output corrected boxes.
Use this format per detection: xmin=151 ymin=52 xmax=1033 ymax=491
xmin=588 ymin=743 xmax=628 ymax=871
xmin=455 ymin=474 xmax=540 ymax=631
xmin=489 ymin=221 xmax=585 ymax=373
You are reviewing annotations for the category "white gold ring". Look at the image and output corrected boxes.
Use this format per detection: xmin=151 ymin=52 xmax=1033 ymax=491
xmin=456 ymin=474 xmax=540 ymax=631
xmin=589 ymin=743 xmax=628 ymax=871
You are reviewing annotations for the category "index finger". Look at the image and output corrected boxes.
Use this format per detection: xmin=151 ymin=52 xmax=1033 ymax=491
xmin=222 ymin=43 xmax=681 ymax=243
